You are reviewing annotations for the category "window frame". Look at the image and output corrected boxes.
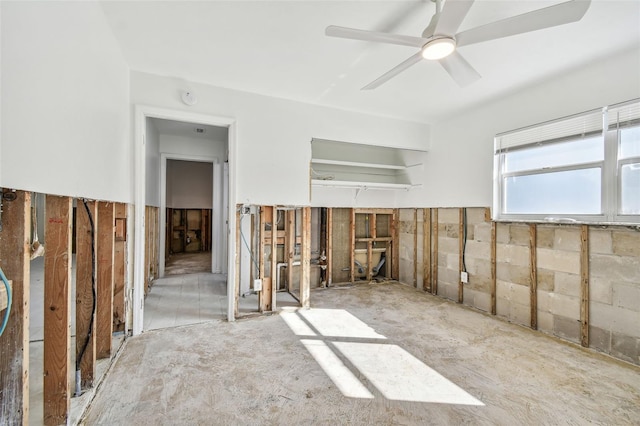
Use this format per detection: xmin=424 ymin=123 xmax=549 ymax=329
xmin=493 ymin=99 xmax=640 ymax=225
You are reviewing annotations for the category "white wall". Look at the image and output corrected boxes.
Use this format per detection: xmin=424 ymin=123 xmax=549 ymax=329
xmin=0 ymin=2 xmax=130 ymax=202
xmin=398 ymin=47 xmax=640 ymax=209
xmin=167 ymin=160 xmax=213 ymax=209
xmin=130 ymin=71 xmax=431 ymax=207
xmin=145 ymin=119 xmax=160 ymax=206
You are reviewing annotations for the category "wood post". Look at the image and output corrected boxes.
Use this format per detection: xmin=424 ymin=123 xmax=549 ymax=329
xmin=76 ymin=200 xmax=97 ymax=389
xmin=301 ymin=207 xmax=311 ymax=308
xmin=326 ymin=208 xmax=333 ymax=286
xmin=423 ymin=208 xmax=431 ymax=292
xmin=43 ymin=196 xmax=72 ymax=425
xmin=392 ymin=209 xmax=399 ymax=280
xmin=580 ymin=225 xmax=589 ymax=347
xmin=270 ymin=207 xmax=277 ymax=310
xmin=432 ymin=209 xmax=438 ymax=296
xmin=286 ymin=210 xmax=295 ymax=291
xmin=234 ymin=206 xmax=241 ymax=318
xmin=113 ymin=203 xmax=127 ymax=332
xmin=491 ymin=220 xmax=497 ymax=315
xmin=258 ymin=206 xmax=269 ymax=312
xmin=529 ymin=224 xmax=537 ymax=330
xmin=413 ymin=209 xmax=418 ymax=288
xmin=0 ymin=190 xmax=31 ymax=425
xmin=458 ymin=208 xmax=464 ymax=304
xmin=96 ymin=202 xmax=115 ymax=359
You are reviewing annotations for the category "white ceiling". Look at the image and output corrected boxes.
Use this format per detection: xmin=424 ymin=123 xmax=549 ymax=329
xmin=101 ymin=1 xmax=640 ymax=124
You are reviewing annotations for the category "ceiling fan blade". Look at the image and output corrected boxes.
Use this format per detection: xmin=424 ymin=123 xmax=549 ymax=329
xmin=326 ymin=25 xmax=426 ymax=48
xmin=439 ymin=51 xmax=481 ymax=87
xmin=435 ymin=0 xmax=475 ymax=36
xmin=362 ymin=52 xmax=423 ymax=90
xmin=456 ymin=0 xmax=591 ymax=47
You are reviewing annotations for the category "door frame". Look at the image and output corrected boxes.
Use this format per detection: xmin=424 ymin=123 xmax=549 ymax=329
xmin=134 ymin=105 xmax=238 ymax=335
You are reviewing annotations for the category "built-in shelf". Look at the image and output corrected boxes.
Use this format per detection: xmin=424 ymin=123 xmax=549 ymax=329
xmin=311 ymin=138 xmax=425 ymax=191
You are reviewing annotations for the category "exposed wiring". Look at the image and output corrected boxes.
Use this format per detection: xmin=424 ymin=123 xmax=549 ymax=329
xmin=239 ymin=213 xmax=260 ymax=274
xmin=76 ymin=199 xmax=97 ymax=395
xmin=0 ymin=267 xmax=11 ymax=337
xmin=462 ymin=208 xmax=468 ymax=273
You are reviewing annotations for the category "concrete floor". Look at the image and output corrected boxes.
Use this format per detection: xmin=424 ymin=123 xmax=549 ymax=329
xmin=165 ymin=252 xmax=213 ymax=276
xmin=83 ymin=281 xmax=640 ymax=425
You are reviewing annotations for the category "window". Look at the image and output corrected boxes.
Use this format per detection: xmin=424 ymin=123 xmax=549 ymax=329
xmin=494 ymin=99 xmax=640 ymax=224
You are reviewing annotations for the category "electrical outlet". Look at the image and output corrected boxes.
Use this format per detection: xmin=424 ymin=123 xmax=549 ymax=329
xmin=254 ymin=278 xmax=262 ymax=291
xmin=461 ymin=271 xmax=469 ymax=283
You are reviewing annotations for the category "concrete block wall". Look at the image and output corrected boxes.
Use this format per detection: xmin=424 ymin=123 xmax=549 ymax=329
xmin=395 ymin=206 xmax=640 ymax=366
xmin=398 ymin=208 xmax=417 ymax=287
xmin=588 ymin=228 xmax=640 ymax=365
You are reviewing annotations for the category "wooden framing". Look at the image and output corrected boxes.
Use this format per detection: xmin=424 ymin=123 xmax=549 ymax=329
xmin=113 ymin=203 xmax=127 ymax=332
xmin=301 ymin=207 xmax=311 ymax=308
xmin=349 ymin=208 xmax=356 ymax=283
xmin=96 ymin=202 xmax=115 ymax=359
xmin=392 ymin=209 xmax=399 ymax=280
xmin=234 ymin=207 xmax=241 ymax=318
xmin=286 ymin=210 xmax=295 ymax=291
xmin=423 ymin=208 xmax=431 ymax=292
xmin=326 ymin=208 xmax=333 ymax=286
xmin=270 ymin=207 xmax=277 ymax=310
xmin=491 ymin=220 xmax=497 ymax=315
xmin=529 ymin=224 xmax=538 ymax=330
xmin=580 ymin=225 xmax=589 ymax=347
xmin=0 ymin=190 xmax=31 ymax=424
xmin=258 ymin=207 xmax=269 ymax=312
xmin=458 ymin=208 xmax=464 ymax=304
xmin=413 ymin=209 xmax=418 ymax=287
xmin=43 ymin=195 xmax=72 ymax=425
xmin=144 ymin=206 xmax=150 ymax=295
xmin=432 ymin=208 xmax=438 ymax=296
xmin=76 ymin=200 xmax=97 ymax=389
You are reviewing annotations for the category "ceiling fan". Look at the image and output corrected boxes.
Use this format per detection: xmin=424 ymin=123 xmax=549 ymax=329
xmin=326 ymin=0 xmax=591 ymax=89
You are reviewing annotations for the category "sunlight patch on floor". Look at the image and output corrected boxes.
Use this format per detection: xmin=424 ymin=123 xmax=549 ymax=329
xmin=282 ymin=308 xmax=484 ymax=406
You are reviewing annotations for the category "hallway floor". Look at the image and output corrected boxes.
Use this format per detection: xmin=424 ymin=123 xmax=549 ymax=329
xmin=164 ymin=252 xmax=212 ymax=276
xmin=83 ymin=282 xmax=640 ymax=425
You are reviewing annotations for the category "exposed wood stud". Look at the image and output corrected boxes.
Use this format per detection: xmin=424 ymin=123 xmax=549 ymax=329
xmin=349 ymin=208 xmax=355 ymax=283
xmin=271 ymin=207 xmax=278 ymax=311
xmin=529 ymin=224 xmax=538 ymax=330
xmin=432 ymin=209 xmax=438 ymax=296
xmin=43 ymin=196 xmax=72 ymax=426
xmin=491 ymin=221 xmax=497 ymax=315
xmin=392 ymin=209 xmax=399 ymax=280
xmin=458 ymin=208 xmax=464 ymax=304
xmin=0 ymin=190 xmax=31 ymax=425
xmin=423 ymin=208 xmax=431 ymax=292
xmin=96 ymin=202 xmax=114 ymax=359
xmin=258 ymin=206 xmax=269 ymax=312
xmin=286 ymin=210 xmax=295 ymax=292
xmin=413 ymin=209 xmax=418 ymax=288
xmin=76 ymin=200 xmax=97 ymax=389
xmin=112 ymin=203 xmax=126 ymax=332
xmin=326 ymin=208 xmax=333 ymax=286
xmin=234 ymin=206 xmax=241 ymax=318
xmin=580 ymin=225 xmax=590 ymax=348
xmin=301 ymin=207 xmax=311 ymax=308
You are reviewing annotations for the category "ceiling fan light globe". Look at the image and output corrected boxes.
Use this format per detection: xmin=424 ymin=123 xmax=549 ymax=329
xmin=421 ymin=38 xmax=456 ymax=60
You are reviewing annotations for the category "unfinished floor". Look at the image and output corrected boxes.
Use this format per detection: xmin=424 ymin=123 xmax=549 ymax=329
xmin=83 ymin=282 xmax=640 ymax=425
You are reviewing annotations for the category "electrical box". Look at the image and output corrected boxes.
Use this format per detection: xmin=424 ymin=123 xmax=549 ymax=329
xmin=253 ymin=278 xmax=262 ymax=291
xmin=461 ymin=272 xmax=469 ymax=284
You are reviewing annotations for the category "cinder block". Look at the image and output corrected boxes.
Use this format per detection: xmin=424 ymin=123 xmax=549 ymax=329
xmin=550 ymin=293 xmax=580 ymax=320
xmin=496 ymin=263 xmax=531 ymax=286
xmin=537 ymin=248 xmax=580 ymax=274
xmin=589 ymin=325 xmax=611 ymax=354
xmin=438 ymin=237 xmax=459 ymax=255
xmin=473 ymin=291 xmax=491 ymax=313
xmin=496 ymin=223 xmax=510 ymax=244
xmin=511 ymin=303 xmax=530 ymax=326
xmin=589 ymin=301 xmax=614 ymax=329
xmin=496 ymin=296 xmax=510 ymax=318
xmin=589 ymin=229 xmax=613 ymax=255
xmin=536 ymin=226 xmax=554 ymax=249
xmin=537 ymin=269 xmax=555 ymax=292
xmin=437 ymin=208 xmax=459 ymax=224
xmin=590 ymin=254 xmax=640 ymax=282
xmin=465 ymin=240 xmax=490 ymax=260
xmin=497 ymin=243 xmax=530 ymax=266
xmin=537 ymin=290 xmax=553 ymax=312
xmin=440 ymin=281 xmax=458 ymax=301
xmin=537 ymin=310 xmax=554 ymax=333
xmin=446 ymin=253 xmax=459 ymax=270
xmin=590 ymin=276 xmax=613 ymax=305
xmin=612 ymin=231 xmax=640 ymax=257
xmin=613 ymin=282 xmax=640 ymax=312
xmin=511 ymin=282 xmax=531 ymax=306
xmin=553 ymin=227 xmax=581 ymax=252
xmin=509 ymin=224 xmax=531 ymax=246
xmin=439 ymin=268 xmax=459 ymax=285
xmin=474 ymin=223 xmax=492 ymax=243
xmin=554 ymin=272 xmax=581 ymax=297
xmin=445 ymin=223 xmax=459 ymax=239
xmin=612 ymin=307 xmax=640 ymax=338
xmin=399 ymin=208 xmax=414 ymax=221
xmin=466 ymin=207 xmax=487 ymax=224
xmin=611 ymin=332 xmax=640 ymax=365
xmin=553 ymin=315 xmax=581 ymax=343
